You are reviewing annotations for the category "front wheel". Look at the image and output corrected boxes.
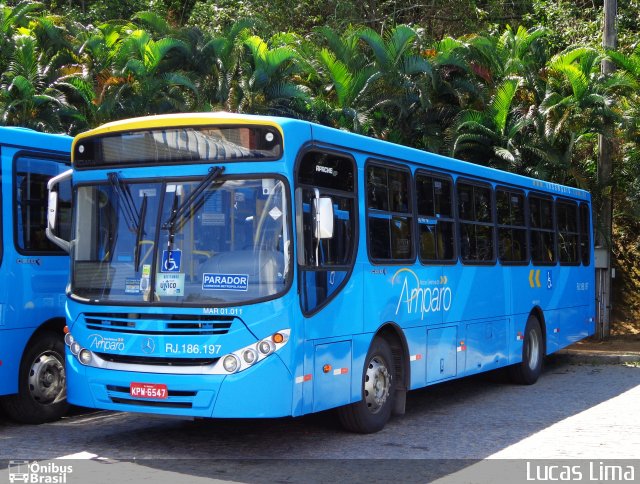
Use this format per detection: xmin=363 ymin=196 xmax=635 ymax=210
xmin=338 ymin=337 xmax=395 ymax=433
xmin=509 ymin=315 xmax=544 ymax=385
xmin=1 ymin=330 xmax=68 ymax=424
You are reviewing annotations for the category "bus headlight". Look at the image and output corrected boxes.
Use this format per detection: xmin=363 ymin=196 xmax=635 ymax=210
xmin=258 ymin=340 xmax=275 ymax=356
xmin=215 ymin=329 xmax=290 ymax=374
xmin=64 ymin=333 xmax=74 ymax=346
xmin=79 ymin=349 xmax=92 ymax=365
xmin=242 ymin=349 xmax=258 ymax=364
xmin=70 ymin=342 xmax=82 ymax=356
xmin=222 ymin=354 xmax=240 ymax=373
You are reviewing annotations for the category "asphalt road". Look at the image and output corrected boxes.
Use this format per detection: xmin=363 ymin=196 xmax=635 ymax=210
xmin=1 ymin=357 xmax=639 ymax=483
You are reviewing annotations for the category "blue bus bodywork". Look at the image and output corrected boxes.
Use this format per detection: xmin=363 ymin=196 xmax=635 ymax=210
xmin=52 ymin=114 xmax=595 ymax=432
xmin=0 ymin=127 xmax=71 ymax=423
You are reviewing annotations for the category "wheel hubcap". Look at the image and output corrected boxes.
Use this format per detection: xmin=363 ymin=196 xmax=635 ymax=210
xmin=364 ymin=355 xmax=391 ymax=414
xmin=28 ymin=352 xmax=66 ymax=405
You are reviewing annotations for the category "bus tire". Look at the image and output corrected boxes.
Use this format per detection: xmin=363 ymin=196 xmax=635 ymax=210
xmin=338 ymin=336 xmax=395 ymax=433
xmin=0 ymin=330 xmax=68 ymax=424
xmin=509 ymin=315 xmax=544 ymax=385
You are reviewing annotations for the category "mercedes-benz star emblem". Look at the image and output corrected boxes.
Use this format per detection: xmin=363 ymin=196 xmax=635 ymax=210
xmin=141 ymin=338 xmax=155 ymax=354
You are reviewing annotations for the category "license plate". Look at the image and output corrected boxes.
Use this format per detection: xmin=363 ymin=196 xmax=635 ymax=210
xmin=130 ymin=382 xmax=168 ymax=399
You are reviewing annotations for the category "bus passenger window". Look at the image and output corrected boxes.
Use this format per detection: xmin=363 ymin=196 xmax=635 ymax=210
xmin=529 ymin=195 xmax=555 ymax=264
xmin=497 ymin=188 xmax=527 ymax=263
xmin=556 ymin=199 xmax=579 ymax=265
xmin=366 ymin=163 xmax=413 ymax=263
xmin=15 ymin=156 xmax=71 ymax=253
xmin=579 ymin=203 xmax=591 ymax=265
xmin=415 ymin=173 xmax=455 ymax=263
xmin=457 ymin=182 xmax=495 ymax=263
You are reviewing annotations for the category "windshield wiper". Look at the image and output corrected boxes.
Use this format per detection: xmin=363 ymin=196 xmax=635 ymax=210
xmin=161 ymin=166 xmax=225 ymax=243
xmin=134 ymin=194 xmax=148 ymax=272
xmin=108 ymin=172 xmax=140 ymax=233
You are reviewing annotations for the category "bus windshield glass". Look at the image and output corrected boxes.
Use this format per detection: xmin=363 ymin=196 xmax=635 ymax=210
xmin=71 ymin=176 xmax=290 ymax=304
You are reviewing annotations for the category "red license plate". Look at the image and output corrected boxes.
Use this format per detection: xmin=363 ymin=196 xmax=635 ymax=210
xmin=130 ymin=382 xmax=168 ymax=399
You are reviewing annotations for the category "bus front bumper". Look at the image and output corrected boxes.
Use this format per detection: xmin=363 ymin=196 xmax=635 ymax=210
xmin=66 ymin=350 xmax=294 ymax=418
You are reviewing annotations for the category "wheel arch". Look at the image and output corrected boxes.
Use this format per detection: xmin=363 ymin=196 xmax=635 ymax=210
xmin=530 ymin=306 xmax=547 ymax=355
xmin=374 ymin=322 xmax=410 ymax=414
xmin=21 ymin=317 xmax=67 ymax=361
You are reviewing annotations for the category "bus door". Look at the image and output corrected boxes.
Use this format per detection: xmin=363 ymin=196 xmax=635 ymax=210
xmin=295 ymin=149 xmax=358 ymax=412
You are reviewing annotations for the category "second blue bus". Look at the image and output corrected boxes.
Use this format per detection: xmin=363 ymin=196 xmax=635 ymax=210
xmin=0 ymin=127 xmax=71 ymax=423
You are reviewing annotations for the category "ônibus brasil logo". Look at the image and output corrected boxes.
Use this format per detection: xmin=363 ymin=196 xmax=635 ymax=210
xmin=392 ymin=268 xmax=452 ymax=320
xmin=8 ymin=461 xmax=73 ymax=484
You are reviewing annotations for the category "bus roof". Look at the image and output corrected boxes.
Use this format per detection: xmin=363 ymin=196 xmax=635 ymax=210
xmin=0 ymin=126 xmax=72 ymax=153
xmin=71 ymin=112 xmax=590 ymax=201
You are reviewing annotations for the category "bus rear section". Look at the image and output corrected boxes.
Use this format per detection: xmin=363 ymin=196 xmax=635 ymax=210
xmin=0 ymin=127 xmax=72 ymax=423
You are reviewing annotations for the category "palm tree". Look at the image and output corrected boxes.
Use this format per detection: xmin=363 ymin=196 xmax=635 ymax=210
xmin=0 ymin=34 xmax=85 ymax=132
xmin=0 ymin=1 xmax=43 ymax=73
xmin=234 ymin=33 xmax=309 ymax=116
xmin=103 ymin=28 xmax=197 ymax=118
xmin=539 ymin=47 xmax=632 ymax=185
xmin=303 ymin=26 xmax=377 ymax=131
xmin=189 ymin=19 xmax=253 ymax=111
xmin=450 ymin=78 xmax=548 ymax=173
xmin=607 ymin=45 xmax=640 ymax=217
xmin=356 ymin=24 xmax=433 ymax=142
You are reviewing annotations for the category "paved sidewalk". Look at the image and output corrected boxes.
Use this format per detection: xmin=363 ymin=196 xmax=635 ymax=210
xmin=557 ymin=334 xmax=640 ymax=364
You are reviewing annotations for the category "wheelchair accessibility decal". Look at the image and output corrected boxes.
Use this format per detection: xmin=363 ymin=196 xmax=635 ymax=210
xmin=161 ymin=249 xmax=182 ymax=273
xmin=528 ymin=269 xmax=553 ymax=289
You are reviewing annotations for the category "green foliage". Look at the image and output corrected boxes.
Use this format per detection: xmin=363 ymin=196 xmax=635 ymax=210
xmin=0 ymin=0 xmax=638 ymax=239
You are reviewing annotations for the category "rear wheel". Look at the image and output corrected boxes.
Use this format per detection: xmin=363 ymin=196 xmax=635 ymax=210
xmin=1 ymin=330 xmax=68 ymax=424
xmin=509 ymin=315 xmax=544 ymax=385
xmin=338 ymin=337 xmax=395 ymax=433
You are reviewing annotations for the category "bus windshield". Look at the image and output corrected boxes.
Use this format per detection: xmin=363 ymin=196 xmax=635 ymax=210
xmin=71 ymin=176 xmax=290 ymax=304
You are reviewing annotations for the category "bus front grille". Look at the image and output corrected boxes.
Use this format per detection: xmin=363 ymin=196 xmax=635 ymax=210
xmin=95 ymin=353 xmax=219 ymax=366
xmin=82 ymin=313 xmax=234 ymax=336
xmin=109 ymin=398 xmax=193 ymax=409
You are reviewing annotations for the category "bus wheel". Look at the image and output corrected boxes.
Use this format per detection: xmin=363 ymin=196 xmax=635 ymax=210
xmin=1 ymin=330 xmax=68 ymax=424
xmin=338 ymin=337 xmax=395 ymax=433
xmin=509 ymin=315 xmax=544 ymax=385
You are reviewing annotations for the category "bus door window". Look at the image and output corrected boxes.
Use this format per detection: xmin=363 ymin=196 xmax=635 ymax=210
xmin=296 ymin=151 xmax=356 ymax=314
xmin=15 ymin=156 xmax=71 ymax=253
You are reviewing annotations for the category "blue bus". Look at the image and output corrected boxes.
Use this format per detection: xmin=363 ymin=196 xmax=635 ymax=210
xmin=0 ymin=127 xmax=72 ymax=424
xmin=47 ymin=113 xmax=595 ymax=432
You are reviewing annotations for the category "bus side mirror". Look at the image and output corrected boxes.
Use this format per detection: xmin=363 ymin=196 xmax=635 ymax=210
xmin=46 ymin=169 xmax=72 ymax=253
xmin=313 ymin=196 xmax=334 ymax=239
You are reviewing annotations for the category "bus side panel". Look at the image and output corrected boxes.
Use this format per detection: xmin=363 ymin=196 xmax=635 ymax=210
xmin=443 ymin=264 xmax=510 ymax=327
xmin=403 ymin=326 xmax=426 ymax=389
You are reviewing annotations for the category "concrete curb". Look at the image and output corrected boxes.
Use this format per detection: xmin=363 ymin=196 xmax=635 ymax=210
xmin=554 ymin=350 xmax=640 ymax=365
